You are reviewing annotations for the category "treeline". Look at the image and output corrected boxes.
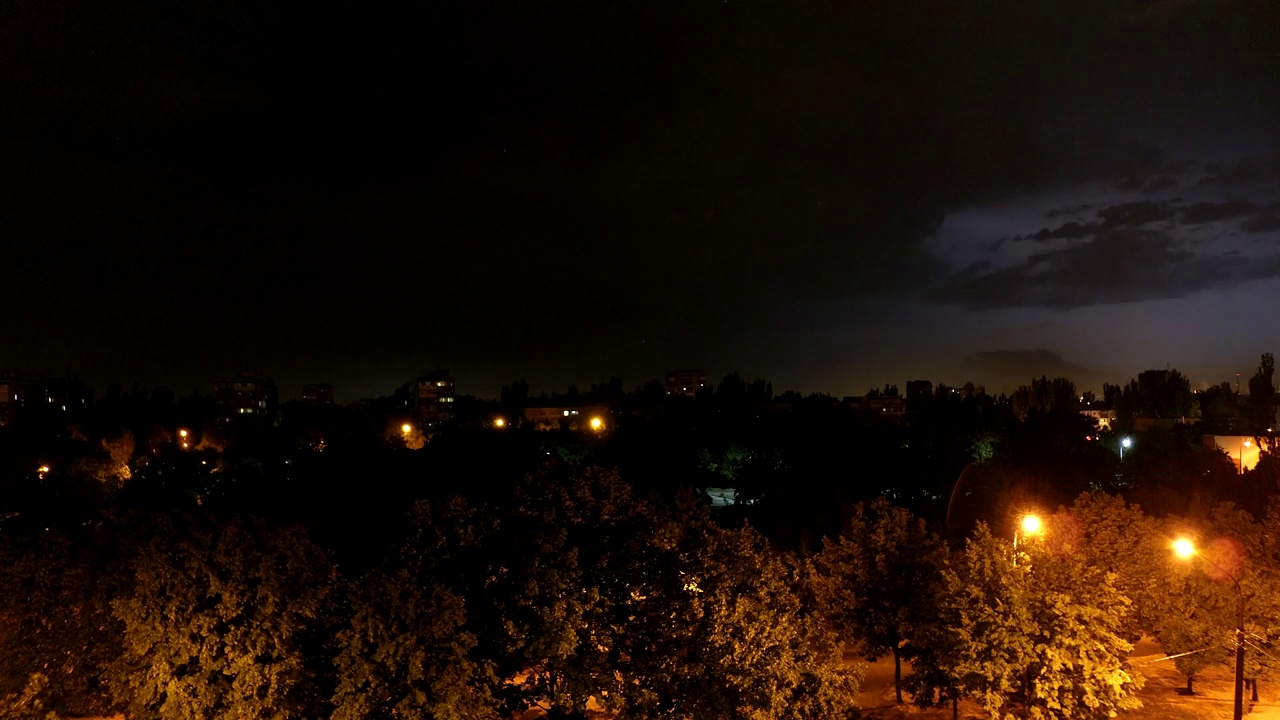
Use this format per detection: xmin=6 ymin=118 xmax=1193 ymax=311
xmin=0 ymin=468 xmax=854 ymax=720
xmin=6 ymin=461 xmax=1280 ymax=720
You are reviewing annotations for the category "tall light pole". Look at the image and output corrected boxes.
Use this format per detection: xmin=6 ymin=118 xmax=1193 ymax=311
xmin=1174 ymin=538 xmax=1245 ymax=720
xmin=1013 ymin=514 xmax=1042 ymax=567
xmin=1120 ymin=436 xmax=1132 ymax=461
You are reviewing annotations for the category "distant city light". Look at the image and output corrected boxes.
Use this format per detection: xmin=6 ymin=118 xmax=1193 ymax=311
xmin=590 ymin=416 xmax=603 ymax=430
xmin=179 ymin=429 xmax=189 ymax=438
xmin=494 ymin=418 xmax=505 ymax=428
xmin=401 ymin=423 xmax=412 ymax=434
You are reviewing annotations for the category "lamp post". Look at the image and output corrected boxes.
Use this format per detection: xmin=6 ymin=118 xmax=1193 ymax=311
xmin=1013 ymin=514 xmax=1042 ymax=567
xmin=1174 ymin=538 xmax=1246 ymax=720
xmin=1120 ymin=436 xmax=1132 ymax=461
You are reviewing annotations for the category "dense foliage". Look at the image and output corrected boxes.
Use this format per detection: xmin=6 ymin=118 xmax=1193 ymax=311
xmin=2 ymin=356 xmax=1280 ymax=718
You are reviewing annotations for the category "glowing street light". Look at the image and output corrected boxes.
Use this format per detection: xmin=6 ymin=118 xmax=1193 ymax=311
xmin=178 ymin=429 xmax=189 ymax=438
xmin=1173 ymin=537 xmax=1195 ymax=559
xmin=1013 ymin=513 xmax=1043 ymax=566
xmin=589 ymin=416 xmax=603 ymax=431
xmin=401 ymin=423 xmax=413 ymax=434
xmin=494 ymin=417 xmax=506 ymax=428
xmin=37 ymin=465 xmax=50 ymax=479
xmin=1120 ymin=436 xmax=1132 ymax=461
xmin=1240 ymin=440 xmax=1252 ymax=475
xmin=1021 ymin=514 xmax=1042 ymax=535
xmin=1173 ymin=537 xmax=1246 ymax=720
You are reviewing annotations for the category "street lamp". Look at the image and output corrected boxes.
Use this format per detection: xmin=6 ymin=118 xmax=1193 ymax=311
xmin=1120 ymin=436 xmax=1132 ymax=461
xmin=589 ymin=416 xmax=603 ymax=431
xmin=1240 ymin=440 xmax=1252 ymax=475
xmin=1173 ymin=537 xmax=1246 ymax=720
xmin=401 ymin=423 xmax=412 ymax=434
xmin=1013 ymin=514 xmax=1043 ymax=566
xmin=494 ymin=417 xmax=505 ymax=428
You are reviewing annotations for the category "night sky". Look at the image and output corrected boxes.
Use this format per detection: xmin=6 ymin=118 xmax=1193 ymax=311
xmin=4 ymin=1 xmax=1279 ymax=400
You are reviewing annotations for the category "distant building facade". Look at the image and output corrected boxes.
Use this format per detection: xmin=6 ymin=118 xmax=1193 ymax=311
xmin=524 ymin=406 xmax=608 ymax=431
xmin=665 ymin=369 xmax=709 ymax=397
xmin=844 ymin=393 xmax=906 ymax=419
xmin=213 ymin=372 xmax=279 ymax=422
xmin=1080 ymin=408 xmax=1115 ymax=431
xmin=402 ymin=370 xmax=455 ymax=426
xmin=0 ymin=371 xmax=93 ymax=426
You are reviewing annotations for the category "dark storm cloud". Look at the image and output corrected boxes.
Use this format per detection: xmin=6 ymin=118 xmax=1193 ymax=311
xmin=1243 ymin=215 xmax=1280 ymax=234
xmin=1114 ymin=176 xmax=1145 ymax=192
xmin=932 ymin=229 xmax=1280 ymax=310
xmin=1180 ymin=200 xmax=1259 ymax=224
xmin=1096 ymin=201 xmax=1179 ymax=229
xmin=1029 ymin=221 xmax=1099 ymax=241
xmin=1143 ymin=176 xmax=1178 ymax=193
xmin=1199 ymin=155 xmax=1280 ymax=186
xmin=1044 ymin=204 xmax=1094 ymax=219
xmin=2 ymin=0 xmax=1279 ymax=394
xmin=961 ymin=350 xmax=1100 ymax=386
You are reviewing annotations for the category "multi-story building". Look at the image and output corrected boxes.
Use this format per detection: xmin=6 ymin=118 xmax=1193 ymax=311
xmin=0 ymin=373 xmax=22 ymax=427
xmin=0 ymin=372 xmax=93 ymax=426
xmin=665 ymin=369 xmax=709 ymax=397
xmin=212 ymin=372 xmax=279 ymax=422
xmin=402 ymin=370 xmax=455 ymax=426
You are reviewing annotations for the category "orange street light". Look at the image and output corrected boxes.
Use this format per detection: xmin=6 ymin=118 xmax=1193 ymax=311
xmin=1013 ymin=513 xmax=1043 ymax=566
xmin=1021 ymin=514 xmax=1043 ymax=536
xmin=401 ymin=423 xmax=413 ymax=434
xmin=494 ymin=417 xmax=506 ymax=428
xmin=1174 ymin=537 xmax=1245 ymax=720
xmin=589 ymin=416 xmax=603 ymax=431
xmin=1173 ymin=537 xmax=1195 ymax=559
xmin=178 ymin=429 xmax=189 ymax=438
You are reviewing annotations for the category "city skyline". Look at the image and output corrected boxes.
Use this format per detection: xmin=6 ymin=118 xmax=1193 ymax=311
xmin=1 ymin=355 xmax=1272 ymax=405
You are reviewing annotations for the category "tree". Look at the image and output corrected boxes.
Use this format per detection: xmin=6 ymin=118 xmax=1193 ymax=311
xmin=1010 ymin=376 xmax=1078 ymax=419
xmin=331 ymin=571 xmax=494 ymax=720
xmin=932 ymin=524 xmax=1143 ymax=720
xmin=453 ymin=469 xmax=858 ymax=720
xmin=814 ymin=499 xmax=947 ymax=703
xmin=0 ymin=673 xmax=59 ymax=720
xmin=615 ymin=491 xmax=858 ymax=720
xmin=110 ymin=516 xmax=335 ymax=720
xmin=0 ymin=528 xmax=123 ymax=717
xmin=1199 ymin=381 xmax=1243 ymax=434
xmin=1046 ymin=493 xmax=1166 ymax=638
xmin=1248 ymin=353 xmax=1277 ymax=437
